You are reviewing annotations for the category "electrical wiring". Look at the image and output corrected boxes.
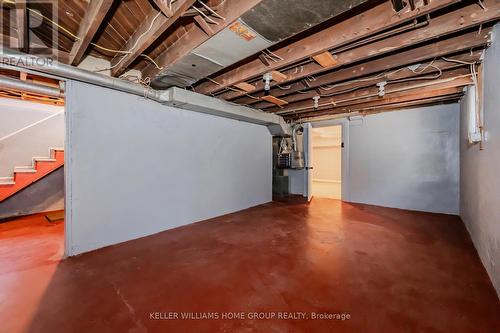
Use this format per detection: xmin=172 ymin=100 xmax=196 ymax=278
xmin=244 ymin=93 xmax=260 ymax=100
xmin=307 ymin=59 xmax=444 ymax=98
xmin=388 ymin=65 xmax=443 ymax=84
xmin=161 ymin=0 xmax=178 ymax=11
xmin=192 ymin=6 xmax=219 ymax=24
xmin=95 ymin=11 xmax=165 ymax=72
xmin=441 ymin=56 xmax=481 ymax=133
xmin=206 ymin=77 xmax=259 ymax=98
xmin=197 ymin=0 xmax=226 ymax=20
xmin=410 ymin=58 xmax=437 ymax=73
xmin=261 ymin=51 xmax=279 ymax=63
xmin=1 ymin=0 xmax=165 ymax=72
xmin=441 ymin=56 xmax=476 ymax=66
xmin=265 ymin=49 xmax=284 ymax=61
xmin=140 ymin=55 xmax=163 ymax=70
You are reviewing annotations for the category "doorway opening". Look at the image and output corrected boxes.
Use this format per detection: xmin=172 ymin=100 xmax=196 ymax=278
xmin=311 ymin=125 xmax=342 ymax=200
xmin=0 ymin=71 xmax=66 ymax=261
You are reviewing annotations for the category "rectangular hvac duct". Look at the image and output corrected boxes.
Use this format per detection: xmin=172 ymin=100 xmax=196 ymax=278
xmin=152 ymin=0 xmax=368 ymax=89
xmin=152 ymin=20 xmax=271 ymax=89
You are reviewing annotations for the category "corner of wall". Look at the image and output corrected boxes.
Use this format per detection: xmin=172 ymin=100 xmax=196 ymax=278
xmin=459 ymin=23 xmax=500 ymax=298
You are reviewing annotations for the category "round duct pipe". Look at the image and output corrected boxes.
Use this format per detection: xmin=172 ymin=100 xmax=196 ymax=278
xmin=0 ymin=75 xmax=63 ymax=98
xmin=0 ymin=49 xmax=162 ymax=102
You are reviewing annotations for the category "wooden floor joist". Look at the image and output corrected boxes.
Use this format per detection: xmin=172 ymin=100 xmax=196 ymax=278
xmin=232 ymin=28 xmax=490 ymax=106
xmin=211 ymin=2 xmax=499 ymax=101
xmin=193 ymin=0 xmax=461 ymax=95
xmin=284 ymin=86 xmax=464 ymax=120
xmin=9 ymin=0 xmax=499 ymax=117
xmin=110 ymin=0 xmax=197 ymax=77
xmin=294 ymin=95 xmax=462 ymax=122
xmin=142 ymin=0 xmax=266 ymax=79
xmin=272 ymin=72 xmax=472 ymax=115
xmin=253 ymin=60 xmax=476 ymax=110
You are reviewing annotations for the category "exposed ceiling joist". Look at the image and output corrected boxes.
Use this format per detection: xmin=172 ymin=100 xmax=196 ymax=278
xmin=110 ymin=0 xmax=197 ymax=77
xmin=69 ymin=0 xmax=114 ymax=65
xmin=286 ymin=88 xmax=464 ymax=120
xmin=254 ymin=63 xmax=475 ymax=109
xmin=193 ymin=14 xmax=215 ymax=36
xmin=271 ymin=70 xmax=472 ymax=114
xmin=152 ymin=0 xmax=175 ymax=17
xmin=359 ymin=96 xmax=462 ymax=115
xmin=193 ymin=0 xmax=461 ymax=95
xmin=142 ymin=0 xmax=266 ymax=79
xmin=231 ymin=28 xmax=490 ymax=105
xmin=294 ymin=95 xmax=462 ymax=122
xmin=14 ymin=0 xmax=27 ymax=52
xmin=209 ymin=1 xmax=499 ymax=101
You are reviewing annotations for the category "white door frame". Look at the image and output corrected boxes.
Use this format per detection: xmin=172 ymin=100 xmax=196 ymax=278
xmin=303 ymin=123 xmax=313 ymax=201
xmin=308 ymin=119 xmax=350 ymax=202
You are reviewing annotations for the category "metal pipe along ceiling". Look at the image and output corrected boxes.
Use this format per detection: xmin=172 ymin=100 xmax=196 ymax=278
xmin=0 ymin=75 xmax=63 ymax=98
xmin=0 ymin=49 xmax=163 ymax=102
xmin=0 ymin=49 xmax=291 ymax=135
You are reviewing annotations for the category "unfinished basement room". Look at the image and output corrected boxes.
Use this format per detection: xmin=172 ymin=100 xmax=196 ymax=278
xmin=1 ymin=0 xmax=500 ymax=332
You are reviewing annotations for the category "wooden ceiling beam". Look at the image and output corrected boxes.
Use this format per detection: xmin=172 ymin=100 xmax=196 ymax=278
xmin=199 ymin=0 xmax=499 ymax=98
xmin=152 ymin=0 xmax=175 ymax=17
xmin=193 ymin=15 xmax=215 ymax=36
xmin=69 ymin=0 xmax=114 ymax=65
xmin=359 ymin=97 xmax=461 ymax=115
xmin=14 ymin=0 xmax=27 ymax=52
xmin=0 ymin=33 xmax=71 ymax=62
xmin=255 ymin=64 xmax=472 ymax=110
xmin=111 ymin=0 xmax=196 ymax=77
xmin=233 ymin=29 xmax=491 ymax=105
xmin=193 ymin=0 xmax=461 ymax=95
xmin=272 ymin=73 xmax=472 ymax=115
xmin=141 ymin=0 xmax=266 ymax=79
xmin=285 ymin=88 xmax=464 ymax=120
xmin=228 ymin=27 xmax=491 ymax=104
xmin=289 ymin=95 xmax=462 ymax=122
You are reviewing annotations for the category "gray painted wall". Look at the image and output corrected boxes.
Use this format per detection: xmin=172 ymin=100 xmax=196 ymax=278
xmin=65 ymin=81 xmax=272 ymax=255
xmin=348 ymin=104 xmax=460 ymax=214
xmin=290 ymin=107 xmax=460 ymax=215
xmin=0 ymin=167 xmax=64 ymax=220
xmin=460 ymin=24 xmax=500 ymax=296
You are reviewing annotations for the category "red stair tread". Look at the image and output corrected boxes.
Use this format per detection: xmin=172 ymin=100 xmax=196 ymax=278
xmin=0 ymin=151 xmax=64 ymax=202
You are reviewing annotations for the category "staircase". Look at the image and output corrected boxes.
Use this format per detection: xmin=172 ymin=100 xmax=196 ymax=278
xmin=0 ymin=148 xmax=64 ymax=202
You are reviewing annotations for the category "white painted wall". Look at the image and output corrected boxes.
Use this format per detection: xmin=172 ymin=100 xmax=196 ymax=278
xmin=65 ymin=81 xmax=272 ymax=255
xmin=0 ymin=97 xmax=62 ymax=137
xmin=347 ymin=104 xmax=460 ymax=214
xmin=460 ymin=24 xmax=500 ymax=296
xmin=0 ymin=111 xmax=65 ymax=177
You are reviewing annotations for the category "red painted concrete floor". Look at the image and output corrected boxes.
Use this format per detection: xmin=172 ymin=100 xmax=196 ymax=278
xmin=1 ymin=200 xmax=499 ymax=333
